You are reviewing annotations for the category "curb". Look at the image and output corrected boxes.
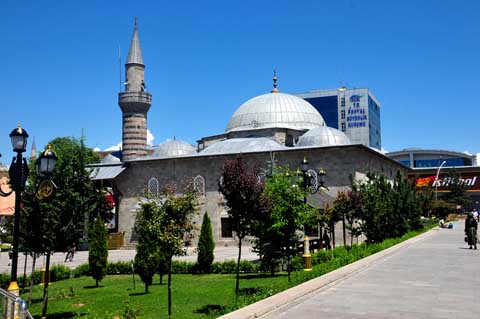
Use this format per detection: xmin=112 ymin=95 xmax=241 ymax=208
xmin=218 ymin=227 xmax=438 ymax=319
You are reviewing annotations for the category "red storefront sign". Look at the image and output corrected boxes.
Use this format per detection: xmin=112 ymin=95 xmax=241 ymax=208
xmin=415 ymin=173 xmax=480 ymax=191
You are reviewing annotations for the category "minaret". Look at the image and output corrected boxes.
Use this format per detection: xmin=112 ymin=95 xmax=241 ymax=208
xmin=118 ymin=18 xmax=152 ymax=160
xmin=29 ymin=137 xmax=37 ymax=161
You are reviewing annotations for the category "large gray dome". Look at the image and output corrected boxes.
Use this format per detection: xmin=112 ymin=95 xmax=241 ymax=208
xmin=297 ymin=126 xmax=351 ymax=147
xmin=199 ymin=137 xmax=285 ymax=156
xmin=152 ymin=140 xmax=196 ymax=158
xmin=226 ymin=92 xmax=325 ymax=132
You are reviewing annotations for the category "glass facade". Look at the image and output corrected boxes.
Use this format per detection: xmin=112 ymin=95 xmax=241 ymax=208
xmin=304 ymin=96 xmax=339 ymax=128
xmin=414 ymin=157 xmax=471 ymax=168
xmin=368 ymin=96 xmax=381 ymax=149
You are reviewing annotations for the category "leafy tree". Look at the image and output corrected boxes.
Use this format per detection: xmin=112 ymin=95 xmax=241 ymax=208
xmin=20 ymin=136 xmax=102 ymax=316
xmin=218 ymin=156 xmax=264 ymax=300
xmin=88 ymin=216 xmax=108 ymax=287
xmin=134 ymin=201 xmax=159 ymax=293
xmin=197 ymin=213 xmax=215 ymax=273
xmin=259 ymin=166 xmax=315 ymax=281
xmin=134 ymin=183 xmax=198 ymax=316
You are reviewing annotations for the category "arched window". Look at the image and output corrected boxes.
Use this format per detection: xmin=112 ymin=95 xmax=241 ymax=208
xmin=148 ymin=177 xmax=159 ymax=196
xmin=193 ymin=175 xmax=206 ymax=196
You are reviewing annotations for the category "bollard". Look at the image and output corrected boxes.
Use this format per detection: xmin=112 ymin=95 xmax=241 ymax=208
xmin=303 ymin=236 xmax=312 ymax=271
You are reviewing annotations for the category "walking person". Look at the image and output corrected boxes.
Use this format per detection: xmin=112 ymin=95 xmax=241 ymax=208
xmin=323 ymin=229 xmax=331 ymax=250
xmin=465 ymin=212 xmax=478 ymax=250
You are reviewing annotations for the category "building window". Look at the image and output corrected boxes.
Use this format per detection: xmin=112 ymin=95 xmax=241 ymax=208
xmin=147 ymin=177 xmax=159 ymax=196
xmin=340 ymin=97 xmax=345 ymax=107
xmin=193 ymin=175 xmax=206 ymax=196
xmin=341 ymin=122 xmax=346 ymax=132
xmin=221 ymin=217 xmax=233 ymax=238
xmin=285 ymin=134 xmax=294 ymax=147
xmin=341 ymin=110 xmax=345 ymax=119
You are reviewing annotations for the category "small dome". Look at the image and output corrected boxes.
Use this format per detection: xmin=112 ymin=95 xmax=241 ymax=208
xmin=226 ymin=92 xmax=325 ymax=132
xmin=152 ymin=140 xmax=196 ymax=158
xmin=199 ymin=137 xmax=285 ymax=156
xmin=296 ymin=127 xmax=351 ymax=147
xmin=101 ymin=154 xmax=122 ymax=163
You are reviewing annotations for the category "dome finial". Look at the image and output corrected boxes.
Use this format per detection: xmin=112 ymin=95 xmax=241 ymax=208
xmin=271 ymin=69 xmax=279 ymax=93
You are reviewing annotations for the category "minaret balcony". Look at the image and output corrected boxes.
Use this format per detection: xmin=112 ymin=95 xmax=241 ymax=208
xmin=118 ymin=92 xmax=152 ymax=113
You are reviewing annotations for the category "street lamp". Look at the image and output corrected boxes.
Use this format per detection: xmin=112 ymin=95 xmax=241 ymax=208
xmin=435 ymin=160 xmax=447 ymax=201
xmin=299 ymin=157 xmax=329 ymax=271
xmin=3 ymin=124 xmax=29 ymax=293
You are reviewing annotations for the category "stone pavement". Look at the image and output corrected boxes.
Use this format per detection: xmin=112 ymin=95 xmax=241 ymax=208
xmin=0 ymin=245 xmax=258 ymax=275
xmin=259 ymin=221 xmax=479 ymax=319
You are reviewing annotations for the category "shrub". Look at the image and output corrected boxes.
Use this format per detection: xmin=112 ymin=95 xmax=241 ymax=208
xmin=89 ymin=217 xmax=109 ymax=287
xmin=197 ymin=213 xmax=215 ymax=273
xmin=73 ymin=263 xmax=91 ymax=278
xmin=107 ymin=261 xmax=133 ymax=275
xmin=50 ymin=264 xmax=71 ymax=282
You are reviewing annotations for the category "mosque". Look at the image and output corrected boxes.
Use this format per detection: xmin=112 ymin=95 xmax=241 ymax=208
xmin=90 ymin=21 xmax=407 ymax=248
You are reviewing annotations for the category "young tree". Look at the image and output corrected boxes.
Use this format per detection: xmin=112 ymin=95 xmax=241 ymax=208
xmin=88 ymin=216 xmax=108 ymax=287
xmin=134 ymin=201 xmax=160 ymax=293
xmin=218 ymin=156 xmax=264 ymax=300
xmin=260 ymin=166 xmax=315 ymax=281
xmin=147 ymin=184 xmax=198 ymax=319
xmin=197 ymin=212 xmax=215 ymax=273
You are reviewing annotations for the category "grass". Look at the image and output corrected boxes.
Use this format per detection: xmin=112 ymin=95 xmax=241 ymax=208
xmin=24 ymin=273 xmax=283 ymax=318
xmin=23 ymin=225 xmax=435 ymax=319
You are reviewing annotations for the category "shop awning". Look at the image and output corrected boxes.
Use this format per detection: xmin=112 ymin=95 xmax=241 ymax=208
xmin=90 ymin=165 xmax=126 ymax=180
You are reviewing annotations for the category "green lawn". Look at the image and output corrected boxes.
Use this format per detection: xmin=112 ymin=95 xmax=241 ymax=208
xmin=22 ymin=226 xmax=435 ymax=319
xmin=24 ymin=272 xmax=287 ymax=319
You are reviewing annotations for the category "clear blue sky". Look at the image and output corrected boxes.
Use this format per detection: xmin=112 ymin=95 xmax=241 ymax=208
xmin=1 ymin=0 xmax=479 ymax=163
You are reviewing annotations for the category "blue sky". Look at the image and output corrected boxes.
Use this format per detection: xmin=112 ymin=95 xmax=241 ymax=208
xmin=1 ymin=0 xmax=479 ymax=163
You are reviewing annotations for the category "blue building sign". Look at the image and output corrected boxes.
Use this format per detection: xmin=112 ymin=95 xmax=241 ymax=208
xmin=347 ymin=95 xmax=367 ymax=128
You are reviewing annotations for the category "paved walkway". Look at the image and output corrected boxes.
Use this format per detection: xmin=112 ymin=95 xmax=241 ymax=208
xmin=262 ymin=221 xmax=479 ymax=319
xmin=0 ymin=245 xmax=258 ymax=275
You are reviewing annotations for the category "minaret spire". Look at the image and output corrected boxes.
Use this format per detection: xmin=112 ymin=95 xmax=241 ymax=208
xmin=271 ymin=69 xmax=279 ymax=93
xmin=29 ymin=137 xmax=37 ymax=161
xmin=126 ymin=17 xmax=144 ymax=66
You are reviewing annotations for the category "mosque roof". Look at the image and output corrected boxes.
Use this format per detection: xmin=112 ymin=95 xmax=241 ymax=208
xmin=101 ymin=154 xmax=122 ymax=163
xmin=199 ymin=137 xmax=285 ymax=156
xmin=296 ymin=126 xmax=351 ymax=147
xmin=151 ymin=139 xmax=197 ymax=158
xmin=226 ymin=73 xmax=325 ymax=133
xmin=226 ymin=92 xmax=325 ymax=133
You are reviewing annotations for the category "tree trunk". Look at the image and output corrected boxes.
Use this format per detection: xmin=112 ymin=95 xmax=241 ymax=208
xmin=22 ymin=253 xmax=28 ymax=293
xmin=96 ymin=278 xmax=99 ymax=288
xmin=167 ymin=257 xmax=172 ymax=319
xmin=28 ymin=254 xmax=37 ymax=306
xmin=144 ymin=282 xmax=149 ymax=293
xmin=342 ymin=215 xmax=347 ymax=247
xmin=319 ymin=225 xmax=323 ymax=249
xmin=41 ymin=252 xmax=51 ymax=318
xmin=160 ymin=274 xmax=163 ymax=285
xmin=235 ymin=236 xmax=242 ymax=302
xmin=331 ymin=223 xmax=336 ymax=249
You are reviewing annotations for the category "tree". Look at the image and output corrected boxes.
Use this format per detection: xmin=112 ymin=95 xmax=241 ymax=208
xmin=259 ymin=166 xmax=315 ymax=281
xmin=135 ymin=183 xmax=198 ymax=317
xmin=88 ymin=216 xmax=108 ymax=287
xmin=197 ymin=213 xmax=215 ymax=273
xmin=218 ymin=156 xmax=264 ymax=300
xmin=20 ymin=136 xmax=102 ymax=316
xmin=134 ymin=201 xmax=160 ymax=293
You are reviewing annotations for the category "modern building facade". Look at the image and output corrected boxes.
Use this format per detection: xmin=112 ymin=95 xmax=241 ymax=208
xmin=386 ymin=148 xmax=475 ymax=168
xmin=294 ymin=88 xmax=381 ymax=149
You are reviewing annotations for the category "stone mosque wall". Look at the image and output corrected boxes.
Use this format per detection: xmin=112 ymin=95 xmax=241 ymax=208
xmin=113 ymin=144 xmax=408 ymax=246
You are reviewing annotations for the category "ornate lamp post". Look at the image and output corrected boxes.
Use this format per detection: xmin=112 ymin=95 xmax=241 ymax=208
xmin=1 ymin=125 xmax=30 ymax=293
xmin=299 ymin=157 xmax=328 ymax=271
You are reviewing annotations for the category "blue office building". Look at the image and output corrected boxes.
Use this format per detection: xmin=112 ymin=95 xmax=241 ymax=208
xmin=294 ymin=88 xmax=381 ymax=149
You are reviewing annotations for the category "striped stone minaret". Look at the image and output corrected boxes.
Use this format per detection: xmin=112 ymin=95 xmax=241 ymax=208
xmin=118 ymin=18 xmax=152 ymax=160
